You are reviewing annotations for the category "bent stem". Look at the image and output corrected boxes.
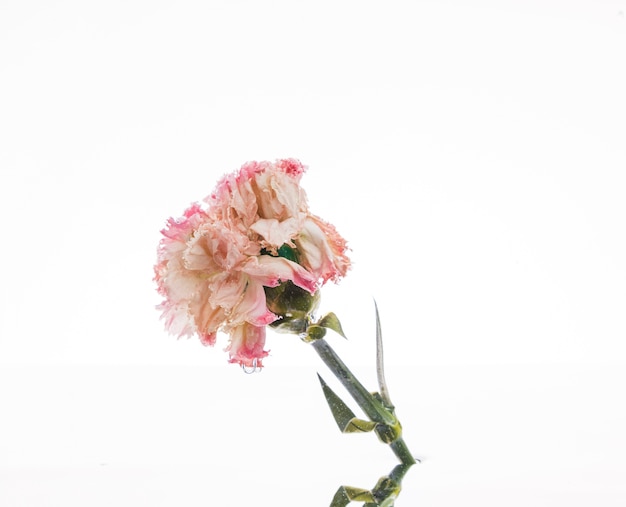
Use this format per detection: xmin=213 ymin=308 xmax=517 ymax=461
xmin=311 ymin=337 xmax=416 ymax=467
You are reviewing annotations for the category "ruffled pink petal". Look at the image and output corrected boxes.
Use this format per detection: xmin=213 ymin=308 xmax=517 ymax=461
xmin=275 ymin=158 xmax=306 ymax=177
xmin=236 ymin=160 xmax=265 ymax=182
xmin=296 ymin=215 xmax=351 ymax=283
xmin=155 ymin=203 xmax=212 ymax=339
xmin=157 ymin=300 xmax=196 ymax=338
xmin=184 ymin=222 xmax=254 ymax=273
xmin=243 ymin=255 xmax=318 ymax=294
xmin=199 ymin=332 xmax=217 ymax=347
xmin=159 ymin=203 xmax=208 ymax=243
xmin=225 ymin=323 xmax=269 ymax=368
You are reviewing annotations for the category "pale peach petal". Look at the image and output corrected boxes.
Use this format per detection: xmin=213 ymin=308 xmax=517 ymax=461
xmin=156 ymin=300 xmax=195 ymax=338
xmin=208 ymin=165 xmax=259 ymax=232
xmin=230 ymin=279 xmax=277 ymax=327
xmin=183 ymin=234 xmax=221 ymax=273
xmin=189 ymin=283 xmax=227 ymax=338
xmin=161 ymin=266 xmax=203 ymax=304
xmin=208 ymin=272 xmax=247 ymax=309
xmin=228 ymin=178 xmax=259 ymax=231
xmin=253 ymin=169 xmax=306 ymax=222
xmin=249 ymin=217 xmax=301 ymax=248
xmin=184 ymin=223 xmax=253 ymax=273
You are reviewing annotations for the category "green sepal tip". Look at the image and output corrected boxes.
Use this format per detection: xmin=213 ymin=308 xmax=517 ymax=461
xmin=318 ymin=312 xmax=346 ymax=338
xmin=303 ymin=324 xmax=327 ymax=342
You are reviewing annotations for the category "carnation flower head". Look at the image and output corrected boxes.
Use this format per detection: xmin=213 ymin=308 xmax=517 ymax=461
xmin=154 ymin=159 xmax=350 ymax=368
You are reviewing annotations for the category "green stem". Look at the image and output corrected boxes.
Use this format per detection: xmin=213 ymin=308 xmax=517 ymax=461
xmin=389 ymin=462 xmax=413 ymax=484
xmin=390 ymin=439 xmax=416 ymax=466
xmin=312 ymin=338 xmax=392 ymax=424
xmin=311 ymin=338 xmax=416 ymax=466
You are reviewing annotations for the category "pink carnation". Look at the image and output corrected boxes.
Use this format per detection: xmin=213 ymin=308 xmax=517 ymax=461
xmin=155 ymin=159 xmax=351 ymax=368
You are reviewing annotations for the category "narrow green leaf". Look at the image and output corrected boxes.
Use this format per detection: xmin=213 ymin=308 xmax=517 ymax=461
xmin=330 ymin=486 xmax=351 ymax=507
xmin=317 ymin=374 xmax=375 ymax=433
xmin=374 ymin=300 xmax=393 ymax=409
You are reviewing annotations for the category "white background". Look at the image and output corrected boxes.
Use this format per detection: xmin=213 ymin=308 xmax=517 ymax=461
xmin=1 ymin=1 xmax=626 ymax=505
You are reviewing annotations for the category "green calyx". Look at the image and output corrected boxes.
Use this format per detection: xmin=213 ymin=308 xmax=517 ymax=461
xmin=263 ymin=244 xmax=312 ymax=332
xmin=265 ymin=282 xmax=320 ymax=334
xmin=263 ymin=242 xmax=347 ymax=342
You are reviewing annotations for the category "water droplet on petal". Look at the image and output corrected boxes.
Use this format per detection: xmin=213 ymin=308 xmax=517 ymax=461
xmin=241 ymin=358 xmax=259 ymax=374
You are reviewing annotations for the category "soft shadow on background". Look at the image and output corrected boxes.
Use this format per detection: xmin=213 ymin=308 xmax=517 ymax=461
xmin=1 ymin=1 xmax=625 ymax=506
